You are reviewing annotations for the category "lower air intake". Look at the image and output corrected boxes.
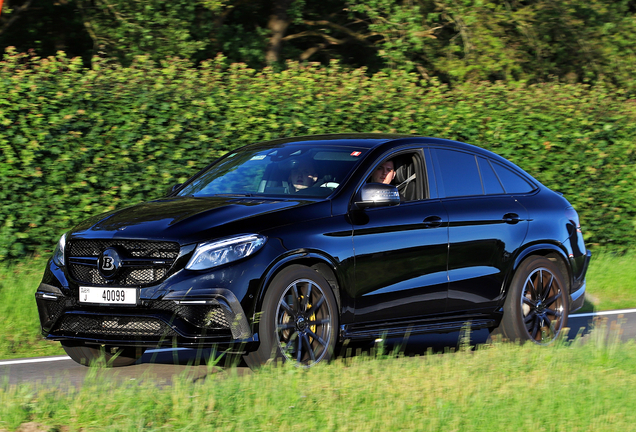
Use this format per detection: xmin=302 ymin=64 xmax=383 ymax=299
xmin=58 ymin=315 xmax=178 ymax=338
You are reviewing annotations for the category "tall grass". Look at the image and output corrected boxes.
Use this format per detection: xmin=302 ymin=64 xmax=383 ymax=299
xmin=0 ymin=250 xmax=635 ymax=360
xmin=2 ymin=334 xmax=636 ymax=431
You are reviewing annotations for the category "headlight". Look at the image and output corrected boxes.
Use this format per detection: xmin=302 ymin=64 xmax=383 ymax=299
xmin=52 ymin=233 xmax=67 ymax=267
xmin=186 ymin=234 xmax=267 ymax=270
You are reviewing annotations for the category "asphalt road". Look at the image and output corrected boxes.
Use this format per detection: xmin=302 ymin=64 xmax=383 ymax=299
xmin=2 ymin=309 xmax=636 ymax=388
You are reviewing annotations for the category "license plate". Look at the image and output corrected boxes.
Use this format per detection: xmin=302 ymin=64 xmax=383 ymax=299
xmin=79 ymin=287 xmax=137 ymax=305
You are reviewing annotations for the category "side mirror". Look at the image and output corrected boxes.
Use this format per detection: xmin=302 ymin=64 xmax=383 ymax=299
xmin=354 ymin=183 xmax=400 ymax=209
xmin=167 ymin=184 xmax=183 ymax=196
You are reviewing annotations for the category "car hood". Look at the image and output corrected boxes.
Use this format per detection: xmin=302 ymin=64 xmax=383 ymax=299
xmin=70 ymin=196 xmax=323 ymax=244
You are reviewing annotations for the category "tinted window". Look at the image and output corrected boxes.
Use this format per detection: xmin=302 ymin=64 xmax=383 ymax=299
xmin=492 ymin=163 xmax=535 ymax=194
xmin=435 ymin=149 xmax=483 ymax=197
xmin=177 ymin=145 xmax=366 ymax=198
xmin=478 ymin=157 xmax=505 ymax=195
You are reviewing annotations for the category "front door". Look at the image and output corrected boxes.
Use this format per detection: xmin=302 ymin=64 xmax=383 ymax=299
xmin=351 ymin=150 xmax=449 ymax=325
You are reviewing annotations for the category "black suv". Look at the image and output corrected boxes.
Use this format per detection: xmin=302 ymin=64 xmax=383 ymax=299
xmin=36 ymin=134 xmax=591 ymax=368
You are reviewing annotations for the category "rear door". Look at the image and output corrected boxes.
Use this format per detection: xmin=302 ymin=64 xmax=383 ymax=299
xmin=431 ymin=148 xmax=531 ymax=314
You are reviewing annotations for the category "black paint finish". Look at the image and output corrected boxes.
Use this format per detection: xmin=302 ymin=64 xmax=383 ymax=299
xmin=35 ymin=134 xmax=591 ymax=352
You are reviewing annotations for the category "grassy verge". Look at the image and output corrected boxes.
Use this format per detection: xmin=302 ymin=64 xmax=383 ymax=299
xmin=584 ymin=250 xmax=636 ymax=311
xmin=0 ymin=250 xmax=635 ymax=360
xmin=2 ymin=331 xmax=636 ymax=432
xmin=0 ymin=258 xmax=64 ymax=359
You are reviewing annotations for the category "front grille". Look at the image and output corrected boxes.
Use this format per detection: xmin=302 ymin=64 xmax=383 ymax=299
xmin=67 ymin=239 xmax=179 ymax=287
xmin=58 ymin=315 xmax=178 ymax=338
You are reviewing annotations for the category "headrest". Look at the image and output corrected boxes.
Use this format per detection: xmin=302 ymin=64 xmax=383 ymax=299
xmin=394 ymin=158 xmax=413 ymax=183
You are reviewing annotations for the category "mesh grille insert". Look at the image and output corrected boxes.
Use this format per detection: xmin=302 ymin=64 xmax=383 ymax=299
xmin=71 ymin=265 xmax=169 ymax=286
xmin=68 ymin=240 xmax=179 ymax=259
xmin=58 ymin=315 xmax=177 ymax=338
xmin=149 ymin=301 xmax=230 ymax=330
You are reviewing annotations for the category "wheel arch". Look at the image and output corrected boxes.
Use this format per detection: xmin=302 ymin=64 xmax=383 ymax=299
xmin=510 ymin=243 xmax=573 ymax=297
xmin=250 ymin=251 xmax=344 ymax=335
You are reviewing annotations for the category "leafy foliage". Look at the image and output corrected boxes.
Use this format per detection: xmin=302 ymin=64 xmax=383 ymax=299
xmin=74 ymin=0 xmax=215 ymax=65
xmin=348 ymin=0 xmax=636 ymax=89
xmin=1 ymin=49 xmax=635 ymax=260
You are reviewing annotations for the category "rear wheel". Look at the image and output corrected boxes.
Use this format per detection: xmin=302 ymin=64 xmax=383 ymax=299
xmin=493 ymin=256 xmax=569 ymax=344
xmin=244 ymin=265 xmax=338 ymax=369
xmin=61 ymin=341 xmax=146 ymax=367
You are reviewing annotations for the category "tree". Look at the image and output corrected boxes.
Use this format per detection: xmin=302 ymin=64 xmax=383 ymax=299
xmin=2 ymin=0 xmax=636 ymax=93
xmin=347 ymin=0 xmax=636 ymax=89
xmin=74 ymin=0 xmax=215 ymax=65
xmin=0 ymin=0 xmax=92 ymax=61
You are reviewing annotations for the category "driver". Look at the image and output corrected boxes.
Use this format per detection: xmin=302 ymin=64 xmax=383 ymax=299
xmin=370 ymin=159 xmax=396 ymax=184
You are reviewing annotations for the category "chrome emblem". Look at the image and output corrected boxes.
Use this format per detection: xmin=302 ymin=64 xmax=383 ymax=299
xmin=99 ymin=248 xmax=122 ymax=279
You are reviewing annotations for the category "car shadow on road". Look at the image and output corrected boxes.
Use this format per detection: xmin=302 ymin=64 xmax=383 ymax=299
xmin=138 ymin=314 xmax=599 ymax=369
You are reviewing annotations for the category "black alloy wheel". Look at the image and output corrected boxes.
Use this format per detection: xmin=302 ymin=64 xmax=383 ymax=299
xmin=493 ymin=256 xmax=569 ymax=344
xmin=61 ymin=341 xmax=146 ymax=367
xmin=243 ymin=265 xmax=338 ymax=369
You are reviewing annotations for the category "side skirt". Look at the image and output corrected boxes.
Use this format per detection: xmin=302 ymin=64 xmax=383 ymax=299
xmin=340 ymin=315 xmax=496 ymax=342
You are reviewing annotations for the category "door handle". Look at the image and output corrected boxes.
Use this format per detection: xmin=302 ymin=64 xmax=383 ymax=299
xmin=423 ymin=216 xmax=443 ymax=228
xmin=503 ymin=213 xmax=521 ymax=224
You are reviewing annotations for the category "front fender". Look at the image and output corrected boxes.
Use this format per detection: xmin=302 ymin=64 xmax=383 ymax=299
xmin=250 ymin=249 xmax=347 ymax=337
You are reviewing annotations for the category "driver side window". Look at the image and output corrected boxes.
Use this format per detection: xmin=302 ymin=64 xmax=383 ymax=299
xmin=368 ymin=152 xmax=425 ymax=202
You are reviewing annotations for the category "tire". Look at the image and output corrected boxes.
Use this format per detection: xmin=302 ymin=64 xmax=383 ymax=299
xmin=493 ymin=256 xmax=569 ymax=344
xmin=61 ymin=341 xmax=146 ymax=367
xmin=243 ymin=265 xmax=339 ymax=369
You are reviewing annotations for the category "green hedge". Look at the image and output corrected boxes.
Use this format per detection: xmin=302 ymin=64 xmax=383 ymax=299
xmin=1 ymin=48 xmax=635 ymax=260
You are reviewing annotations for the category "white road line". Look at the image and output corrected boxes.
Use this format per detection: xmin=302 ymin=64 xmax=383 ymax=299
xmin=0 ymin=348 xmax=190 ymax=367
xmin=0 ymin=356 xmax=71 ymax=366
xmin=570 ymin=308 xmax=636 ymax=319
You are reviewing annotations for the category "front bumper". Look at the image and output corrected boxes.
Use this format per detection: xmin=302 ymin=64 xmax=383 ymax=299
xmin=35 ymin=269 xmax=258 ymax=350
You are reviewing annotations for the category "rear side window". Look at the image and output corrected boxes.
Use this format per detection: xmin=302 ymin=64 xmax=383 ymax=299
xmin=478 ymin=157 xmax=505 ymax=194
xmin=492 ymin=163 xmax=535 ymax=194
xmin=435 ymin=149 xmax=482 ymax=197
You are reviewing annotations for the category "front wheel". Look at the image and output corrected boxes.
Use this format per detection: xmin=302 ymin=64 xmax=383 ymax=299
xmin=244 ymin=265 xmax=339 ymax=369
xmin=61 ymin=341 xmax=146 ymax=367
xmin=493 ymin=256 xmax=569 ymax=344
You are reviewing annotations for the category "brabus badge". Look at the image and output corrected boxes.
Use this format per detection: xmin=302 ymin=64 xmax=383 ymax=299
xmin=98 ymin=248 xmax=122 ymax=279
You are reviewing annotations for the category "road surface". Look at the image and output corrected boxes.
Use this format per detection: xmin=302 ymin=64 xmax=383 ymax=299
xmin=2 ymin=309 xmax=635 ymax=387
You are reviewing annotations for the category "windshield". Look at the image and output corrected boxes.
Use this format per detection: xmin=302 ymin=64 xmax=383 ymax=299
xmin=177 ymin=144 xmax=367 ymax=198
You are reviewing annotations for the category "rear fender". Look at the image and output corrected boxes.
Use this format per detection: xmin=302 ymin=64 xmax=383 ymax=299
xmin=506 ymin=243 xmax=572 ymax=300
